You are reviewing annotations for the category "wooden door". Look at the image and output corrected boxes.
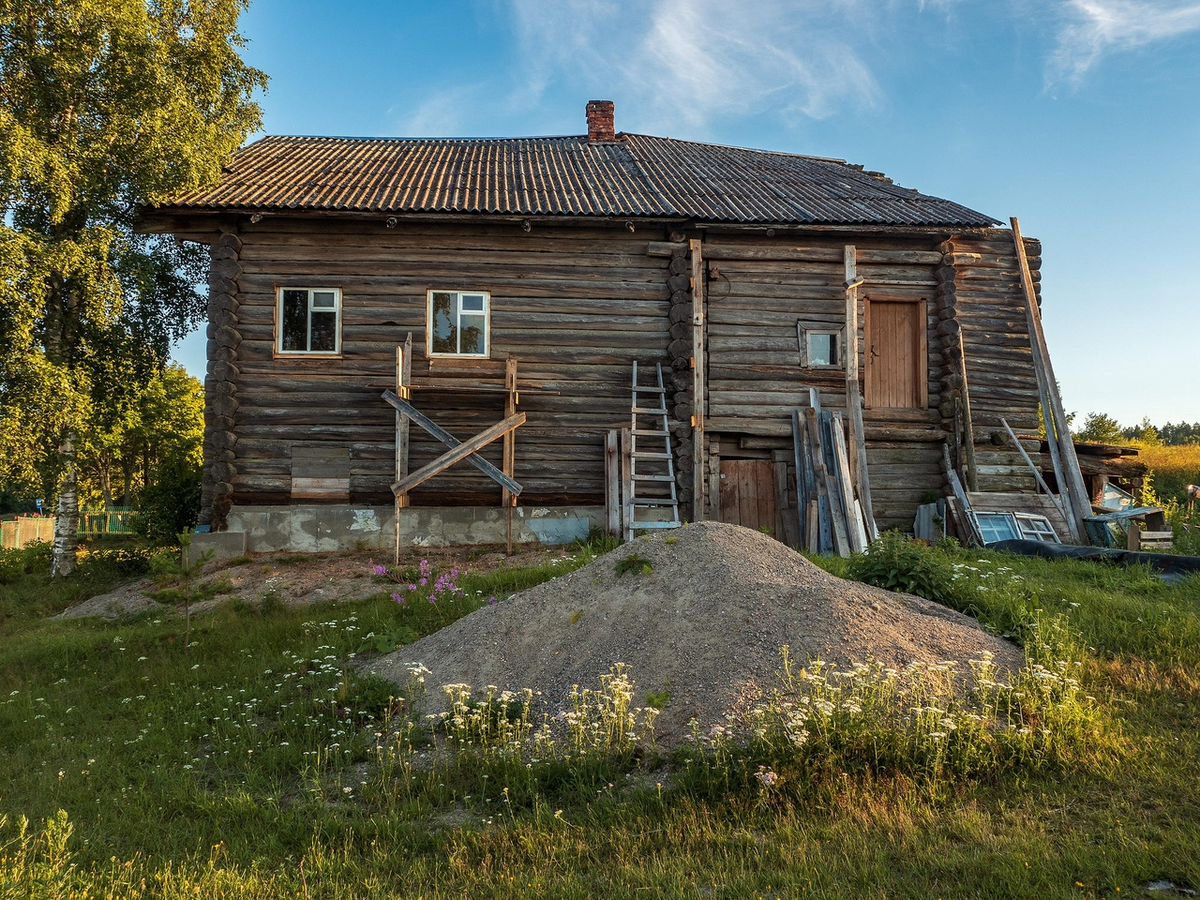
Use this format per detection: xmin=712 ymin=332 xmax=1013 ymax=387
xmin=719 ymin=459 xmax=777 ymax=533
xmin=864 ymin=299 xmax=927 ymax=409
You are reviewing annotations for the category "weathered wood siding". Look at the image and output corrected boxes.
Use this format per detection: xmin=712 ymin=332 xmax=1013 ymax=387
xmin=204 ymin=217 xmax=1043 ymax=533
xmin=228 ymin=220 xmax=670 ymax=506
xmin=948 ymin=232 xmax=1042 ymax=493
xmin=697 ymin=234 xmax=946 ymax=530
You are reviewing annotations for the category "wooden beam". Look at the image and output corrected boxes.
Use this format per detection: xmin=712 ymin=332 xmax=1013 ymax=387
xmin=1011 ymin=217 xmax=1087 ymax=543
xmin=391 ymin=412 xmax=526 ymax=495
xmin=843 ymin=245 xmax=877 ymax=541
xmin=690 ymin=238 xmax=707 ymax=519
xmin=605 ymin=429 xmax=620 ymax=537
xmin=502 ymin=355 xmax=518 ymax=507
xmin=381 ymin=390 xmax=523 ymax=495
xmin=956 ymin=330 xmax=979 ymax=492
xmin=999 ymin=417 xmax=1067 ymax=519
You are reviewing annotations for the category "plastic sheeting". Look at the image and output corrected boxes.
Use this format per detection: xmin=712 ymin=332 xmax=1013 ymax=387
xmin=990 ymin=539 xmax=1200 ymax=578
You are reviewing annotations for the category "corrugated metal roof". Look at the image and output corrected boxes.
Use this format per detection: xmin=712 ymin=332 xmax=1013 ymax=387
xmin=163 ymin=133 xmax=997 ymax=227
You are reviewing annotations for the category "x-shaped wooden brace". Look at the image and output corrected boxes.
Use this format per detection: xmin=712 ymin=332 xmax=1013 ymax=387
xmin=381 ymin=390 xmax=524 ymax=496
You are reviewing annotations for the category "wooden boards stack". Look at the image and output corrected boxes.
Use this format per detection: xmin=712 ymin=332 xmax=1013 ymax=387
xmin=792 ymin=391 xmax=877 ymax=557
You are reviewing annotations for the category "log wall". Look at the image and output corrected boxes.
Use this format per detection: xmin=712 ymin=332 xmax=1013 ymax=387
xmin=194 ymin=216 xmax=1044 ymax=534
xmin=227 ymin=219 xmax=671 ymax=507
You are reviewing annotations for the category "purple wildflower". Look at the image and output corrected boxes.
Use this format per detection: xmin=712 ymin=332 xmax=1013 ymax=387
xmin=390 ymin=592 xmax=407 ymax=607
xmin=373 ymin=565 xmax=388 ymax=576
xmin=487 ymin=596 xmax=498 ymax=605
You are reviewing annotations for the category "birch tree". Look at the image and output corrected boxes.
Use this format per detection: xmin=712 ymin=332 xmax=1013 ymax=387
xmin=0 ymin=0 xmax=265 ymax=575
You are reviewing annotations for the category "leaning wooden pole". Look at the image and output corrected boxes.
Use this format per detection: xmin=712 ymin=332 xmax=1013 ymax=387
xmin=1011 ymin=217 xmax=1089 ymax=542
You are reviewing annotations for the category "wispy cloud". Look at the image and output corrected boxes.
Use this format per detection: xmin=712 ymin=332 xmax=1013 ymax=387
xmin=1050 ymin=0 xmax=1200 ymax=83
xmin=505 ymin=0 xmax=886 ymax=135
xmin=392 ymin=85 xmax=487 ymax=137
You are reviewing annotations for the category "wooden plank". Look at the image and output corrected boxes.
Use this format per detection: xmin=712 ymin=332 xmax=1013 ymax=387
xmin=999 ymin=417 xmax=1068 ymax=519
xmin=605 ymin=429 xmax=621 ymax=537
xmin=648 ymin=242 xmax=945 ymax=265
xmin=792 ymin=410 xmax=810 ymax=549
xmin=1011 ymin=217 xmax=1086 ymax=544
xmin=620 ymin=426 xmax=633 ymax=541
xmin=843 ymin=245 xmax=878 ymax=541
xmin=391 ymin=412 xmax=526 ymax=495
xmin=942 ymin=443 xmax=981 ymax=545
xmin=956 ymin=330 xmax=979 ymax=492
xmin=690 ymin=238 xmax=707 ymax=518
xmin=830 ymin=412 xmax=865 ymax=553
xmin=502 ymin=356 xmax=518 ymax=507
xmin=381 ymin=391 xmax=522 ymax=495
xmin=395 ymin=334 xmax=413 ymax=507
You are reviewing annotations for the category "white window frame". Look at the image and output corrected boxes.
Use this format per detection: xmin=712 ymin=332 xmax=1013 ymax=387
xmin=798 ymin=323 xmax=842 ymax=369
xmin=276 ymin=287 xmax=342 ymax=356
xmin=427 ymin=290 xmax=491 ymax=358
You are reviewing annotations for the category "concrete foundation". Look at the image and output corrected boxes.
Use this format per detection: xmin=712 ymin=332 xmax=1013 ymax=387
xmin=219 ymin=504 xmax=603 ymax=553
xmin=183 ymin=530 xmax=247 ymax=566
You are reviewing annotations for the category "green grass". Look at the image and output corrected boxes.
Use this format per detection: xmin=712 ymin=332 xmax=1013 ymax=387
xmin=1 ymin=537 xmax=1199 ymax=898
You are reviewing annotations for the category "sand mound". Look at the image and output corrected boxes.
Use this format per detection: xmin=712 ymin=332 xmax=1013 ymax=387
xmin=367 ymin=522 xmax=1023 ymax=745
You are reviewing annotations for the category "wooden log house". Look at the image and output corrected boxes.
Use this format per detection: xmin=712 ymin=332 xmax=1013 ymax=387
xmin=137 ymin=101 xmax=1049 ymax=551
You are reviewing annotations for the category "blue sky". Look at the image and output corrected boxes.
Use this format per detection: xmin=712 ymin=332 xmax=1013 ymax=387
xmin=173 ymin=0 xmax=1200 ymax=427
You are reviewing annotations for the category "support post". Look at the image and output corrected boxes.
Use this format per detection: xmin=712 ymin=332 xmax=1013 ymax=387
xmin=690 ymin=238 xmax=707 ymax=520
xmin=955 ymin=330 xmax=979 ymax=492
xmin=843 ymin=246 xmax=877 ymax=540
xmin=394 ymin=334 xmax=412 ymax=564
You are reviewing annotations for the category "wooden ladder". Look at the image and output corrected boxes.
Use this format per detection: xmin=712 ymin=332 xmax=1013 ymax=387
xmin=624 ymin=361 xmax=681 ymax=539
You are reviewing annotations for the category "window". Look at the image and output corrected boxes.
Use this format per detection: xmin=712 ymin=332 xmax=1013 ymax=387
xmin=975 ymin=512 xmax=1062 ymax=545
xmin=277 ymin=288 xmax=341 ymax=354
xmin=798 ymin=323 xmax=841 ymax=368
xmin=428 ymin=290 xmax=489 ymax=357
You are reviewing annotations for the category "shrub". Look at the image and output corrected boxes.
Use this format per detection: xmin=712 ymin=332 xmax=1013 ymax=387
xmin=847 ymin=531 xmax=961 ymax=605
xmin=129 ymin=456 xmax=202 ymax=544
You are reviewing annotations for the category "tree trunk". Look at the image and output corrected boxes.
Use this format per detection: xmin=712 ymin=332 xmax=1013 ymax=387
xmin=52 ymin=434 xmax=80 ymax=578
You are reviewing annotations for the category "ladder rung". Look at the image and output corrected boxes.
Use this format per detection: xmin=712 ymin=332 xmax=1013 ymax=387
xmin=632 ymin=474 xmax=675 ymax=481
xmin=630 ymin=520 xmax=681 ymax=529
xmin=631 ymin=499 xmax=676 ymax=507
xmin=631 ymin=429 xmax=670 ymax=436
xmin=633 ymin=385 xmax=666 ymax=393
xmin=631 ymin=451 xmax=672 ymax=459
xmin=631 ymin=406 xmax=668 ymax=414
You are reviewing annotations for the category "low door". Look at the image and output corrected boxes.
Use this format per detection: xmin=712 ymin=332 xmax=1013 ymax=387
xmin=718 ymin=459 xmax=777 ymax=534
xmin=864 ymin=298 xmax=927 ymax=409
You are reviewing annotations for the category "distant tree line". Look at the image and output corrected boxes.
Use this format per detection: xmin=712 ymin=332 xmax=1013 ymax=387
xmin=1074 ymin=412 xmax=1200 ymax=446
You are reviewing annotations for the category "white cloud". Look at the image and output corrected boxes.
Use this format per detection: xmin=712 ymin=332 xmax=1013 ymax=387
xmin=504 ymin=0 xmax=886 ymax=134
xmin=1050 ymin=0 xmax=1200 ymax=83
xmin=392 ymin=85 xmax=486 ymax=137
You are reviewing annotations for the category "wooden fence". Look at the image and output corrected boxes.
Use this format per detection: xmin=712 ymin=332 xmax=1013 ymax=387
xmin=0 ymin=510 xmax=133 ymax=549
xmin=0 ymin=517 xmax=55 ymax=549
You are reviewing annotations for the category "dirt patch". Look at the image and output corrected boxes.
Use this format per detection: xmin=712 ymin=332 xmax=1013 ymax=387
xmin=366 ymin=522 xmax=1023 ymax=747
xmin=55 ymin=545 xmax=570 ymax=621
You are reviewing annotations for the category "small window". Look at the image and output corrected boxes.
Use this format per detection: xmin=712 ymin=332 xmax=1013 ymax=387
xmin=277 ymin=288 xmax=341 ymax=355
xmin=798 ymin=324 xmax=841 ymax=368
xmin=428 ymin=290 xmax=490 ymax=357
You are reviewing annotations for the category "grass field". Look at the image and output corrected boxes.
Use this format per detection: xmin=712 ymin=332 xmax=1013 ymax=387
xmin=1 ymin=536 xmax=1198 ymax=899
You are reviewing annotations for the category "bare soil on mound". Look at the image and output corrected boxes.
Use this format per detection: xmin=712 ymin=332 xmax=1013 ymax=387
xmin=367 ymin=522 xmax=1023 ymax=746
xmin=56 ymin=545 xmax=568 ymax=620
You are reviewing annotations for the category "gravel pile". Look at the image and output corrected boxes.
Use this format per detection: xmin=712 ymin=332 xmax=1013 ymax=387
xmin=367 ymin=522 xmax=1023 ymax=746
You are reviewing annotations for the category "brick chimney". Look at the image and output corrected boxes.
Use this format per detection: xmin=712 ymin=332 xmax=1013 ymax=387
xmin=586 ymin=100 xmax=616 ymax=142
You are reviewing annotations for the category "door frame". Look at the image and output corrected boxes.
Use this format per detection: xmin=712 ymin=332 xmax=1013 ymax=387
xmin=863 ymin=296 xmax=929 ymax=410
